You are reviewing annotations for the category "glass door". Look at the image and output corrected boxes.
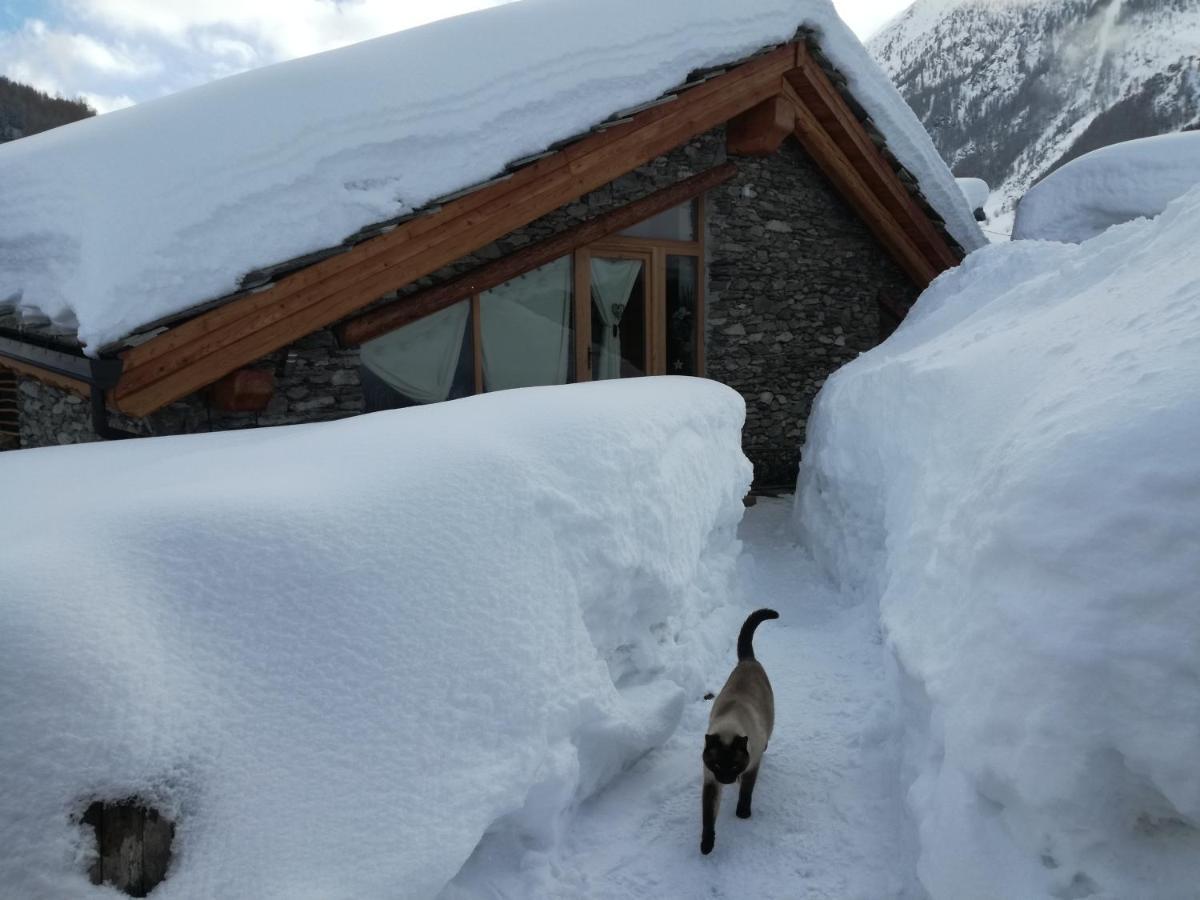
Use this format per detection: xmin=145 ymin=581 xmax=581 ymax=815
xmin=587 ymin=251 xmax=651 ymax=380
xmin=573 ymin=197 xmax=705 ymax=382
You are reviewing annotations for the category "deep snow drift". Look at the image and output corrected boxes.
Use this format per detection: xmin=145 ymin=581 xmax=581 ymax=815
xmin=0 ymin=0 xmax=983 ymax=353
xmin=796 ymin=184 xmax=1200 ymax=897
xmin=0 ymin=377 xmax=751 ymax=899
xmin=1014 ymin=132 xmax=1200 ymax=243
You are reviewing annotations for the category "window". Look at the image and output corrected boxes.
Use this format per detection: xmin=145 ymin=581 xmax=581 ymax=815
xmin=583 ymin=197 xmax=705 ymax=380
xmin=619 ymin=198 xmax=697 ymax=241
xmin=360 ymin=300 xmax=474 ymax=410
xmin=478 ymin=257 xmax=574 ymax=391
xmin=361 ymin=196 xmax=706 ymax=408
xmin=666 ymin=255 xmax=699 ymax=375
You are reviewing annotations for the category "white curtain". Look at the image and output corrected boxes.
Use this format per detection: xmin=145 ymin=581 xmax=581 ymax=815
xmin=480 ymin=257 xmax=572 ymax=391
xmin=589 ymin=258 xmax=642 ymax=380
xmin=360 ymin=300 xmax=470 ymax=403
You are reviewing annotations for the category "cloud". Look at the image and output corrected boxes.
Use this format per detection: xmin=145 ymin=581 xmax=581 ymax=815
xmin=1 ymin=0 xmax=510 ymax=109
xmin=832 ymin=0 xmax=913 ymax=40
xmin=2 ymin=0 xmax=900 ymax=115
xmin=0 ymin=17 xmax=160 ymax=104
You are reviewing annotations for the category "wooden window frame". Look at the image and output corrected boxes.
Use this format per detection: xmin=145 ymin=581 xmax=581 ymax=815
xmin=583 ymin=195 xmax=706 ymax=379
xmin=392 ymin=194 xmax=706 ymax=398
xmin=577 ymin=246 xmax=655 ymax=380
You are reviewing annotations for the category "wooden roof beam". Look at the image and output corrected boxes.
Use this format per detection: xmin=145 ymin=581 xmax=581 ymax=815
xmin=726 ymin=96 xmax=795 ymax=157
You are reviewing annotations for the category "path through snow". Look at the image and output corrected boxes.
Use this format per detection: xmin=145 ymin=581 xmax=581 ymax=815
xmin=479 ymin=497 xmax=914 ymax=898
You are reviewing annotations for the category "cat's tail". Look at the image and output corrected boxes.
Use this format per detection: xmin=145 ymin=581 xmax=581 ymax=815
xmin=737 ymin=608 xmax=780 ymax=661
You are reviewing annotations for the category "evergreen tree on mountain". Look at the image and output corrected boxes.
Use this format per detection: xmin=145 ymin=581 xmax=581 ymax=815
xmin=0 ymin=76 xmax=95 ymax=143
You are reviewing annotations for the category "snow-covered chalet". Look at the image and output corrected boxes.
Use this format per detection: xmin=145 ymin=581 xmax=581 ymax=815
xmin=0 ymin=0 xmax=985 ymax=485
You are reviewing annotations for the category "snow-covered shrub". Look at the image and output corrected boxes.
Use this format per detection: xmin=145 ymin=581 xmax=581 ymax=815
xmin=796 ymin=185 xmax=1200 ymax=898
xmin=0 ymin=377 xmax=751 ymax=899
xmin=1013 ymin=132 xmax=1200 ymax=243
xmin=956 ymin=177 xmax=989 ymax=216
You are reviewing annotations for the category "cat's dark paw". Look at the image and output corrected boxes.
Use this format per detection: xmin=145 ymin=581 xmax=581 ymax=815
xmin=700 ymin=833 xmax=714 ymax=855
xmin=736 ymin=804 xmax=752 ymax=819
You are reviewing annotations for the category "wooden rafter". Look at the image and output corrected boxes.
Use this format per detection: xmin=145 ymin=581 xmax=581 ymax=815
xmin=782 ymin=76 xmax=937 ymax=286
xmin=338 ymin=163 xmax=735 ymax=347
xmin=785 ymin=44 xmax=961 ymax=273
xmin=109 ymin=47 xmax=795 ymax=417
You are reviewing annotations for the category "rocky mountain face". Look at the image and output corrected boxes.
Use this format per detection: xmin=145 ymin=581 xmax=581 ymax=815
xmin=869 ymin=0 xmax=1200 ymax=232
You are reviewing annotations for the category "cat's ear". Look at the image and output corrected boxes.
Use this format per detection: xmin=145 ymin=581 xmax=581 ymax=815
xmin=733 ymin=734 xmax=749 ymax=749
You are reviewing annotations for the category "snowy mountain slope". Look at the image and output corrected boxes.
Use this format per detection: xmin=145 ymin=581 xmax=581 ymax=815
xmin=870 ymin=0 xmax=1200 ymax=230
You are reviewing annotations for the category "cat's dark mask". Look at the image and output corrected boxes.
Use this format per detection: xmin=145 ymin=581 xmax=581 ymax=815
xmin=703 ymin=733 xmax=749 ymax=784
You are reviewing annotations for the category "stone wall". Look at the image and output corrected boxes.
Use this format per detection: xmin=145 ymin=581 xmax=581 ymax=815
xmin=16 ymin=127 xmax=918 ymax=485
xmin=16 ymin=377 xmax=92 ymax=448
xmin=16 ymin=330 xmax=364 ymax=448
xmin=707 ymin=138 xmax=917 ymax=485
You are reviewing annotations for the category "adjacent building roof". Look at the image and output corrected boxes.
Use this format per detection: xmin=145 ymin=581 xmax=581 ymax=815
xmin=1013 ymin=131 xmax=1200 ymax=243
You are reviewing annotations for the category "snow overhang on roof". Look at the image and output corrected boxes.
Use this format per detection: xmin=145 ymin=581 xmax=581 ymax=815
xmin=0 ymin=0 xmax=984 ymax=411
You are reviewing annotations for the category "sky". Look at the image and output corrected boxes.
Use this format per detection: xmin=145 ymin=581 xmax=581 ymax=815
xmin=0 ymin=0 xmax=913 ymax=114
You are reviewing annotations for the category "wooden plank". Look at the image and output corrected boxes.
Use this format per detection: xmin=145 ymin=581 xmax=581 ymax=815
xmin=112 ymin=47 xmax=793 ymax=417
xmin=573 ymin=248 xmax=592 ymax=382
xmin=337 ymin=163 xmax=735 ymax=346
xmin=84 ymin=800 xmax=174 ymax=897
xmin=726 ymin=96 xmax=795 ymax=156
xmin=650 ymin=246 xmax=665 ymax=375
xmin=0 ymin=356 xmax=90 ymax=397
xmin=788 ymin=46 xmax=961 ymax=271
xmin=140 ymin=807 xmax=174 ymax=894
xmin=470 ymin=294 xmax=483 ymax=395
xmin=782 ymin=79 xmax=937 ymax=286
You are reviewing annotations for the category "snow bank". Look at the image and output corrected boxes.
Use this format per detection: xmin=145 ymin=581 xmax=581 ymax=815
xmin=955 ymin=176 xmax=989 ymax=213
xmin=0 ymin=377 xmax=751 ymax=899
xmin=0 ymin=0 xmax=983 ymax=354
xmin=1013 ymin=132 xmax=1200 ymax=243
xmin=795 ymin=185 xmax=1200 ymax=898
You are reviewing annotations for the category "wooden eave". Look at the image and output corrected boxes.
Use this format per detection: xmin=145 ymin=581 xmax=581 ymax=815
xmin=104 ymin=39 xmax=965 ymax=418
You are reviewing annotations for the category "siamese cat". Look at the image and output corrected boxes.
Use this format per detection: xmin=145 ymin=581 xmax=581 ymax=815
xmin=700 ymin=608 xmax=779 ymax=855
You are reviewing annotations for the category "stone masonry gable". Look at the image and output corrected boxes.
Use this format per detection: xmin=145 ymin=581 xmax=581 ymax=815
xmin=707 ymin=137 xmax=916 ymax=485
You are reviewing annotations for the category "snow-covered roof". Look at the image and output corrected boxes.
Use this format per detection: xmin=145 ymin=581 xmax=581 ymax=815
xmin=0 ymin=0 xmax=984 ymax=354
xmin=1013 ymin=131 xmax=1200 ymax=243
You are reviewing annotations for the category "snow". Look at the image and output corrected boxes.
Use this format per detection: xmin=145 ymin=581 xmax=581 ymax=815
xmin=796 ymin=182 xmax=1200 ymax=898
xmin=447 ymin=497 xmax=914 ymax=899
xmin=0 ymin=376 xmax=752 ymax=899
xmin=955 ymin=177 xmax=989 ymax=213
xmin=0 ymin=0 xmax=983 ymax=355
xmin=1013 ymin=131 xmax=1200 ymax=242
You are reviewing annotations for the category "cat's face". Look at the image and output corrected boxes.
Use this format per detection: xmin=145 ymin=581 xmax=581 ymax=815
xmin=703 ymin=733 xmax=749 ymax=784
